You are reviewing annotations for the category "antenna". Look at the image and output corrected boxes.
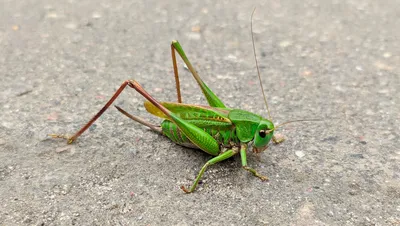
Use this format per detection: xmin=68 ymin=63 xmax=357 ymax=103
xmin=274 ymin=119 xmax=323 ymax=130
xmin=251 ymin=8 xmax=272 ymax=120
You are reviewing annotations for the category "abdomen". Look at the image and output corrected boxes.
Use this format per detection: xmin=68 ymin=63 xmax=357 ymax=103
xmin=161 ymin=120 xmax=239 ymax=150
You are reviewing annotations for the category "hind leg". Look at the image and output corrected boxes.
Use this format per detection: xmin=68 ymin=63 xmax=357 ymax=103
xmin=170 ymin=40 xmax=226 ymax=108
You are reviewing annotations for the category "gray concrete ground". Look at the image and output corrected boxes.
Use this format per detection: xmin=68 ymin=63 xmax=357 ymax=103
xmin=1 ymin=0 xmax=399 ymax=225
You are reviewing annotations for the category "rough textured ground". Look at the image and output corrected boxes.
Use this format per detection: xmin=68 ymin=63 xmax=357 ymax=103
xmin=1 ymin=0 xmax=399 ymax=225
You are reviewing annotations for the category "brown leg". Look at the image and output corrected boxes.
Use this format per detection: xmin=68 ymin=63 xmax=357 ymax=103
xmin=50 ymin=80 xmax=172 ymax=144
xmin=114 ymin=105 xmax=162 ymax=134
xmin=171 ymin=43 xmax=182 ymax=103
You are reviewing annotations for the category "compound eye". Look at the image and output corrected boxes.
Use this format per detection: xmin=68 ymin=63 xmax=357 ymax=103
xmin=259 ymin=130 xmax=267 ymax=138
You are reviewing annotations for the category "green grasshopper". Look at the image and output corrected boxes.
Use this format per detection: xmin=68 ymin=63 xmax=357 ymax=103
xmin=51 ymin=11 xmax=314 ymax=193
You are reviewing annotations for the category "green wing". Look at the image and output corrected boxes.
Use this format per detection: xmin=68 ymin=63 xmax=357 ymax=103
xmin=144 ymin=101 xmax=232 ymax=129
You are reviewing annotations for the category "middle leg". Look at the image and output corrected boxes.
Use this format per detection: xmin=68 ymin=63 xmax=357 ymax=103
xmin=181 ymin=147 xmax=239 ymax=193
xmin=240 ymin=144 xmax=268 ymax=181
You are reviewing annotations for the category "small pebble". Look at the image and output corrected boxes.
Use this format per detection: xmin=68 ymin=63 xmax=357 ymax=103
xmin=186 ymin=32 xmax=201 ymax=40
xmin=375 ymin=61 xmax=393 ymax=70
xmin=279 ymin=40 xmax=292 ymax=48
xmin=46 ymin=12 xmax=58 ymax=18
xmin=92 ymin=12 xmax=102 ymax=19
xmin=295 ymin=151 xmax=305 ymax=158
xmin=56 ymin=146 xmax=74 ymax=153
xmin=301 ymin=70 xmax=312 ymax=77
xmin=383 ymin=52 xmax=391 ymax=58
xmin=65 ymin=23 xmax=77 ymax=29
xmin=128 ymin=149 xmax=137 ymax=156
xmin=191 ymin=25 xmax=201 ymax=32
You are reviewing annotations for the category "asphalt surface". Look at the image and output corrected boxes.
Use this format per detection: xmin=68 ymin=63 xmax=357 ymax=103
xmin=1 ymin=0 xmax=399 ymax=225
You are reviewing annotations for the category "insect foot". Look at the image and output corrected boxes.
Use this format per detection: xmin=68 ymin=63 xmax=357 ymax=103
xmin=180 ymin=185 xmax=192 ymax=194
xmin=48 ymin=134 xmax=75 ymax=144
xmin=242 ymin=166 xmax=269 ymax=181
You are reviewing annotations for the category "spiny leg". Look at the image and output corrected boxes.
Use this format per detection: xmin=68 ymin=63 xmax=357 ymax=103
xmin=181 ymin=148 xmax=239 ymax=193
xmin=171 ymin=40 xmax=226 ymax=108
xmin=49 ymin=80 xmax=184 ymax=144
xmin=114 ymin=105 xmax=162 ymax=134
xmin=50 ymin=80 xmax=133 ymax=144
xmin=240 ymin=144 xmax=268 ymax=181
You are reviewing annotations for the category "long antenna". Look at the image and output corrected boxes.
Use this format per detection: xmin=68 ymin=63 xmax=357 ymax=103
xmin=275 ymin=119 xmax=323 ymax=129
xmin=251 ymin=8 xmax=272 ymax=120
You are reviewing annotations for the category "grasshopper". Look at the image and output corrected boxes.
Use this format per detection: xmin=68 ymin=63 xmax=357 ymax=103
xmin=51 ymin=10 xmax=315 ymax=193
